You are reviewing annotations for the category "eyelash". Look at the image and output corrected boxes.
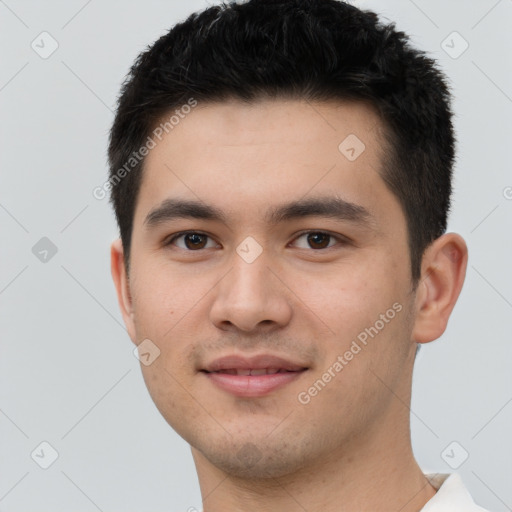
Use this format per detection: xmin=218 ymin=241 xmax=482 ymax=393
xmin=164 ymin=230 xmax=349 ymax=251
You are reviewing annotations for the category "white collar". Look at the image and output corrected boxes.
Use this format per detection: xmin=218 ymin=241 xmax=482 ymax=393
xmin=420 ymin=472 xmax=490 ymax=511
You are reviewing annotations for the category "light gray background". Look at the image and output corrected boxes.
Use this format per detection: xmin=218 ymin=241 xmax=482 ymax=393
xmin=1 ymin=0 xmax=511 ymax=510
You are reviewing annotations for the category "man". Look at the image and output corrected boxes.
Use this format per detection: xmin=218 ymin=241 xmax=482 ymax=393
xmin=109 ymin=0 xmax=489 ymax=510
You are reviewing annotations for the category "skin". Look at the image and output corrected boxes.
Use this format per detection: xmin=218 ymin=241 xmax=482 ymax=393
xmin=111 ymin=98 xmax=468 ymax=511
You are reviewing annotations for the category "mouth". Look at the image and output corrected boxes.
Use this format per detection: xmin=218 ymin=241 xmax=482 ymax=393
xmin=200 ymin=354 xmax=309 ymax=397
xmin=206 ymin=368 xmax=301 ymax=375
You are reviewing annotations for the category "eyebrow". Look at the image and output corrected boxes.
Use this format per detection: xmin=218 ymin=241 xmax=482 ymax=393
xmin=143 ymin=196 xmax=374 ymax=229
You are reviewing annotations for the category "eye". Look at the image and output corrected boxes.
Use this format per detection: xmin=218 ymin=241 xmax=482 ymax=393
xmin=291 ymin=231 xmax=345 ymax=250
xmin=166 ymin=231 xmax=218 ymax=250
xmin=165 ymin=230 xmax=347 ymax=252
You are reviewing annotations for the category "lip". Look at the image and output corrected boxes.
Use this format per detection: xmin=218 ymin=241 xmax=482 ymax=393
xmin=201 ymin=354 xmax=309 ymax=398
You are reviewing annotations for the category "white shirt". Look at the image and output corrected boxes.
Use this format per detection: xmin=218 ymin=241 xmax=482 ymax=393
xmin=420 ymin=473 xmax=490 ymax=511
xmin=192 ymin=472 xmax=491 ymax=511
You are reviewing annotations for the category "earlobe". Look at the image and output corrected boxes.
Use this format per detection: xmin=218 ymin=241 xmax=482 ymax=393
xmin=412 ymin=233 xmax=468 ymax=344
xmin=110 ymin=238 xmax=137 ymax=343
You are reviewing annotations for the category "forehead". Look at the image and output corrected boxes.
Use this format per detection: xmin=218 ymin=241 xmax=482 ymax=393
xmin=147 ymin=97 xmax=385 ymax=159
xmin=134 ymin=98 xmax=394 ymax=227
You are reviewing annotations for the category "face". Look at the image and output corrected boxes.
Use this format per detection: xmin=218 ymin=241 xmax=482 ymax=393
xmin=116 ymin=98 xmax=420 ymax=478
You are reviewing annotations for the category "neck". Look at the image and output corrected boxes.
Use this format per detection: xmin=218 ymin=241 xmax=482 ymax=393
xmin=192 ymin=409 xmax=437 ymax=512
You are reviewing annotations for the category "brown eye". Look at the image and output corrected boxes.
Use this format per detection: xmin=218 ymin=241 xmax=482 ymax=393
xmin=306 ymin=232 xmax=331 ymax=249
xmin=292 ymin=231 xmax=340 ymax=250
xmin=167 ymin=232 xmax=217 ymax=250
xmin=183 ymin=233 xmax=208 ymax=249
xmin=292 ymin=231 xmax=350 ymax=253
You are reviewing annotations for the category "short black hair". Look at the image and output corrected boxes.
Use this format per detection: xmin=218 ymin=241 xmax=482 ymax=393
xmin=108 ymin=0 xmax=455 ymax=286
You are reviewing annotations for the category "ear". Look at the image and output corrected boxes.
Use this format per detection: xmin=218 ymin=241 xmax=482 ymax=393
xmin=110 ymin=238 xmax=137 ymax=344
xmin=412 ymin=233 xmax=468 ymax=344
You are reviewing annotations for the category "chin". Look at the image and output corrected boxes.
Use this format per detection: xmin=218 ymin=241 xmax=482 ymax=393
xmin=194 ymin=434 xmax=313 ymax=480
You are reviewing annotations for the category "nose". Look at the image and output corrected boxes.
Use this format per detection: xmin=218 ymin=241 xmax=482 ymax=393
xmin=209 ymin=250 xmax=293 ymax=334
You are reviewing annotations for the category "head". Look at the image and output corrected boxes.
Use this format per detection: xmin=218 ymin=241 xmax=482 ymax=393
xmin=110 ymin=0 xmax=467 ymax=481
xmin=109 ymin=0 xmax=455 ymax=285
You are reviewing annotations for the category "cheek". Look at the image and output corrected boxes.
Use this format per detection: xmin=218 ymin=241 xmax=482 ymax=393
xmin=139 ymin=358 xmax=204 ymax=437
xmin=295 ymin=258 xmax=412 ymax=391
xmin=131 ymin=262 xmax=198 ymax=338
xmin=295 ymin=260 xmax=401 ymax=333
